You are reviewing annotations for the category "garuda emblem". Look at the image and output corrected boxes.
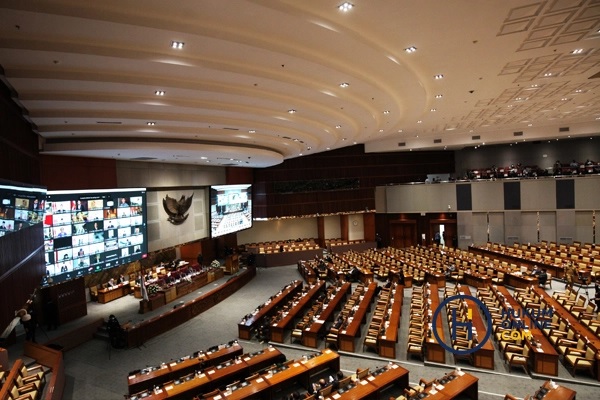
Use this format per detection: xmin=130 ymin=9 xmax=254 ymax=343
xmin=162 ymin=194 xmax=193 ymax=225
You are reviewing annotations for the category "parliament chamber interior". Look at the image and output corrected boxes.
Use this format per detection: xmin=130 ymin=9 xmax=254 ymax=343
xmin=1 ymin=2 xmax=600 ymax=400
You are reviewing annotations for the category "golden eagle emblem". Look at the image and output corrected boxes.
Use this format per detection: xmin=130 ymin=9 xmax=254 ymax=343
xmin=162 ymin=194 xmax=193 ymax=225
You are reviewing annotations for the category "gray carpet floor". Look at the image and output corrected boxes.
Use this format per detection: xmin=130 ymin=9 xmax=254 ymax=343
xmin=5 ymin=264 xmax=600 ymax=400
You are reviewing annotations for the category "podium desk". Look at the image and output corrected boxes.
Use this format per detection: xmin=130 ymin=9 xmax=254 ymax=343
xmin=98 ymin=283 xmax=130 ymax=303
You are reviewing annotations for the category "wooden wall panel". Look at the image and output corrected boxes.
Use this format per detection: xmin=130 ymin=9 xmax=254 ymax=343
xmin=40 ymin=155 xmax=117 ymax=190
xmin=253 ymin=145 xmax=454 ymax=218
xmin=0 ymin=224 xmax=45 ymax=343
xmin=0 ymin=81 xmax=40 ymax=184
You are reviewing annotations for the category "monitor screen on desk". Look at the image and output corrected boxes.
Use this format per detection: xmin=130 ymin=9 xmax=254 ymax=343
xmin=42 ymin=188 xmax=148 ymax=286
xmin=209 ymin=184 xmax=252 ymax=238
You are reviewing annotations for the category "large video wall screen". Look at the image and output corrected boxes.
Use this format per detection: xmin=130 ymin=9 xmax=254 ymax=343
xmin=43 ymin=188 xmax=147 ymax=286
xmin=210 ymin=184 xmax=252 ymax=238
xmin=0 ymin=184 xmax=47 ymax=236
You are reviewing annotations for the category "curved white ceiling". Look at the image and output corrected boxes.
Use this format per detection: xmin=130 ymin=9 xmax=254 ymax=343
xmin=0 ymin=0 xmax=599 ymax=167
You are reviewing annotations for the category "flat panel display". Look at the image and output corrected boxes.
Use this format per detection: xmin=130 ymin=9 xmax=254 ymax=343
xmin=209 ymin=184 xmax=252 ymax=238
xmin=42 ymin=188 xmax=147 ymax=286
xmin=0 ymin=184 xmax=46 ymax=236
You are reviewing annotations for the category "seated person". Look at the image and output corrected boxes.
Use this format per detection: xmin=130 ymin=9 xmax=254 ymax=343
xmin=538 ymin=269 xmax=548 ymax=287
xmin=107 ymin=278 xmax=117 ymax=288
xmin=530 ymin=265 xmax=541 ymax=276
xmin=118 ymin=274 xmax=127 ymax=284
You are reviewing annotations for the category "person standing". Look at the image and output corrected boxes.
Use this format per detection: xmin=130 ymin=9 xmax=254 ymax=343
xmin=565 ymin=261 xmax=576 ymax=289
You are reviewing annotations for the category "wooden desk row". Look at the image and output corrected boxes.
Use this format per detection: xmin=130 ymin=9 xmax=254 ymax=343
xmin=270 ymin=280 xmax=326 ymax=343
xmin=377 ymin=285 xmax=403 ymax=359
xmin=489 ymin=286 xmax=559 ymax=376
xmin=458 ymin=286 xmax=495 ymax=370
xmin=201 ymin=349 xmax=340 ymax=400
xmin=127 ymin=346 xmax=287 ymax=400
xmin=412 ymin=371 xmax=478 ymax=400
xmin=302 ymin=282 xmax=351 ymax=348
xmin=426 ymin=284 xmax=446 ymax=364
xmin=238 ymin=280 xmax=303 ymax=340
xmin=323 ymin=363 xmax=409 ymax=400
xmin=531 ymin=286 xmax=600 ymax=381
xmin=127 ymin=342 xmax=244 ymax=394
xmin=338 ymin=282 xmax=377 ymax=352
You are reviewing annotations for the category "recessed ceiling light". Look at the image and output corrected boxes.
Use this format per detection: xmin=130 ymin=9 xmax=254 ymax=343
xmin=335 ymin=125 xmax=342 ymax=129
xmin=383 ymin=110 xmax=390 ymax=114
xmin=155 ymin=90 xmax=165 ymax=96
xmin=528 ymin=124 xmax=532 ymax=127
xmin=398 ymin=129 xmax=403 ymax=133
xmin=200 ymin=157 xmax=207 ymax=160
xmin=575 ymin=89 xmax=582 ymax=93
xmin=404 ymin=46 xmax=417 ymax=53
xmin=561 ymin=98 xmax=568 ymax=101
xmin=339 ymin=82 xmax=349 ymax=88
xmin=544 ymin=72 xmax=552 ymax=77
xmin=435 ymin=94 xmax=443 ymax=99
xmin=299 ymin=153 xmax=303 ymax=156
xmin=342 ymin=138 xmax=347 ymax=141
xmin=430 ymin=108 xmax=436 ymax=112
xmin=531 ymin=84 xmax=538 ymax=88
xmin=248 ymin=130 xmax=256 ymax=133
xmin=338 ymin=2 xmax=354 ymax=12
xmin=434 ymin=74 xmax=444 ymax=80
xmin=571 ymin=48 xmax=583 ymax=54
xmin=171 ymin=41 xmax=184 ymax=49
xmin=288 ymin=109 xmax=296 ymax=114
xmin=146 ymin=122 xmax=155 ymax=126
xmin=307 ymin=147 xmax=312 ymax=150
xmin=417 ymin=120 xmax=422 ymax=124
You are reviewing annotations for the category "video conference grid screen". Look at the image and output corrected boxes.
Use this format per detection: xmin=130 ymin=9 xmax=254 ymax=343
xmin=0 ymin=184 xmax=47 ymax=237
xmin=210 ymin=184 xmax=252 ymax=238
xmin=42 ymin=188 xmax=148 ymax=286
